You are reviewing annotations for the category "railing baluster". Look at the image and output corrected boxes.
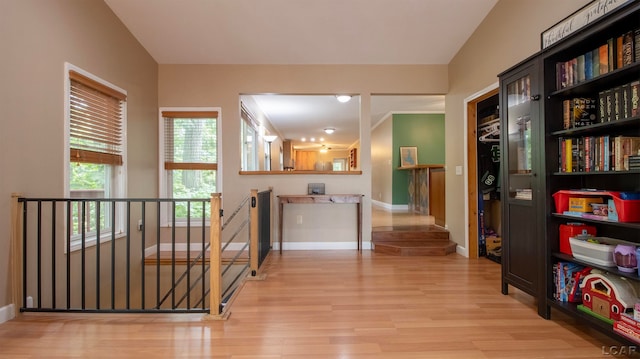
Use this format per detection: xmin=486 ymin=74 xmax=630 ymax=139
xmin=111 ymin=200 xmax=116 ymax=310
xmin=81 ymin=200 xmax=86 ymax=310
xmin=126 ymin=201 xmax=131 ymax=310
xmin=95 ymin=200 xmax=101 ymax=310
xmin=141 ymin=201 xmax=146 ymax=310
xmin=187 ymin=201 xmax=191 ymax=309
xmin=171 ymin=201 xmax=176 ymax=309
xmin=66 ymin=200 xmax=71 ymax=310
xmin=156 ymin=200 xmax=161 ymax=309
xmin=22 ymin=199 xmax=28 ymax=310
xmin=51 ymin=201 xmax=56 ymax=309
xmin=37 ymin=201 xmax=42 ymax=308
xmin=201 ymin=201 xmax=206 ymax=310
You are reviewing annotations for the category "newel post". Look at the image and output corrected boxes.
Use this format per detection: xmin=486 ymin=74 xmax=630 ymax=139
xmin=249 ymin=189 xmax=259 ymax=276
xmin=208 ymin=193 xmax=222 ymax=317
xmin=11 ymin=193 xmax=23 ymax=314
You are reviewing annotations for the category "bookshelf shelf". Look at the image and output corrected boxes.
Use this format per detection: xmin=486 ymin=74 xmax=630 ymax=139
xmin=499 ymin=0 xmax=640 ymax=343
xmin=548 ymin=62 xmax=640 ymax=98
xmin=550 ymin=117 xmax=640 ymax=136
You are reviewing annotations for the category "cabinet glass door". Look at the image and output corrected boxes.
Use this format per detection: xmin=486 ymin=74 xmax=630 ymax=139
xmin=506 ymin=75 xmax=532 ymax=200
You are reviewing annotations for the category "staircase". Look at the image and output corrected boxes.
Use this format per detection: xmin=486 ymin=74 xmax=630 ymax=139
xmin=371 ymin=225 xmax=456 ymax=256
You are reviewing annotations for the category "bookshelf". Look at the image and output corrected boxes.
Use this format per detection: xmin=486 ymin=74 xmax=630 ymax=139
xmin=499 ymin=0 xmax=640 ymax=343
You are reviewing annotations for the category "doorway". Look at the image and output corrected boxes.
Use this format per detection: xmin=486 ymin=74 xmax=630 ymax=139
xmin=465 ymin=86 xmax=499 ymax=259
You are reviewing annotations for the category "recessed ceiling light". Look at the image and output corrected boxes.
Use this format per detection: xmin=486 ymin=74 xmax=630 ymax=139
xmin=336 ymin=95 xmax=351 ymax=103
xmin=324 ymin=128 xmax=335 ymax=134
xmin=310 ymin=137 xmax=316 ymax=142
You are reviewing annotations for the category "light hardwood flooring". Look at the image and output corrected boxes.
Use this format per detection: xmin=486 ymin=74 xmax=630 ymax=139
xmin=371 ymin=206 xmax=435 ymax=227
xmin=0 ymin=248 xmax=621 ymax=358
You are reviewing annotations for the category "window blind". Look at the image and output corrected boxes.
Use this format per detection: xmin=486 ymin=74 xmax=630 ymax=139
xmin=162 ymin=111 xmax=218 ymax=171
xmin=69 ymin=70 xmax=125 ymax=165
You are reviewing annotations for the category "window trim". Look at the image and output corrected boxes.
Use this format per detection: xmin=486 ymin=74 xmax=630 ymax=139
xmin=159 ymin=107 xmax=221 ymax=227
xmin=64 ymin=63 xmax=128 ymax=252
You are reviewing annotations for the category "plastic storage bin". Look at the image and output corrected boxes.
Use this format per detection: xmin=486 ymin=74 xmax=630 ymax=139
xmin=559 ymin=222 xmax=596 ymax=255
xmin=569 ymin=236 xmax=637 ymax=267
xmin=553 ymin=190 xmax=640 ymax=222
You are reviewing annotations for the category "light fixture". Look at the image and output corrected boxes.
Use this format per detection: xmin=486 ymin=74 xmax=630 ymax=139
xmin=336 ymin=95 xmax=352 ymax=103
xmin=324 ymin=128 xmax=335 ymax=134
xmin=264 ymin=135 xmax=277 ymax=143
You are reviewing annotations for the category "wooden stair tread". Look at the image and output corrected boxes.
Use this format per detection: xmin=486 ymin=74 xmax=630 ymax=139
xmin=144 ymin=250 xmax=248 ymax=265
xmin=371 ymin=225 xmax=454 ymax=256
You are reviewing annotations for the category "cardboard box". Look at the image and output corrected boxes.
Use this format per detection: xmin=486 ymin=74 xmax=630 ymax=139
xmin=569 ymin=197 xmax=603 ymax=212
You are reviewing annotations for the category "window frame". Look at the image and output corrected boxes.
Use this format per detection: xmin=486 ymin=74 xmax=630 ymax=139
xmin=64 ymin=63 xmax=127 ymax=252
xmin=159 ymin=107 xmax=221 ymax=227
xmin=240 ymin=102 xmax=259 ymax=171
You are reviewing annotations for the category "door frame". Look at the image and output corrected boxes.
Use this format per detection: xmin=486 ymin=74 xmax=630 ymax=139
xmin=463 ymin=83 xmax=498 ymax=258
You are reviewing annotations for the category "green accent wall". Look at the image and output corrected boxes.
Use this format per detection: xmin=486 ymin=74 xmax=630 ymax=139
xmin=392 ymin=113 xmax=445 ymax=205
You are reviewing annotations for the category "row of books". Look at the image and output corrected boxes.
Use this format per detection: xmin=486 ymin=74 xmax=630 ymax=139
xmin=558 ymin=135 xmax=640 ymax=173
xmin=629 ymin=155 xmax=640 ymax=171
xmin=514 ymin=188 xmax=532 ymax=200
xmin=561 ymin=81 xmax=639 ymax=130
xmin=598 ymin=80 xmax=640 ymax=122
xmin=555 ymin=29 xmax=640 ymax=90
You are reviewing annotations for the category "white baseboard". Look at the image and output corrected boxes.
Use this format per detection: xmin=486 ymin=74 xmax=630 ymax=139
xmin=371 ymin=200 xmax=409 ymax=212
xmin=274 ymin=241 xmax=372 ymax=251
xmin=456 ymin=244 xmax=469 ymax=258
xmin=0 ymin=304 xmax=15 ymax=324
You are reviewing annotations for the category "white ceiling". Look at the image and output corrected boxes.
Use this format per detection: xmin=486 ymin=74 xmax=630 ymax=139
xmin=104 ymin=0 xmax=496 ymax=149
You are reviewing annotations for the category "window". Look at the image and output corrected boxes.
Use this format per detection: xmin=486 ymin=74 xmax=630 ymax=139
xmin=160 ymin=109 xmax=218 ymax=225
xmin=241 ymin=103 xmax=258 ymax=171
xmin=65 ymin=64 xmax=127 ymax=250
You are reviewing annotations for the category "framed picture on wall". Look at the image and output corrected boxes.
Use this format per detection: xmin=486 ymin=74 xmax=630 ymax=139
xmin=400 ymin=146 xmax=418 ymax=167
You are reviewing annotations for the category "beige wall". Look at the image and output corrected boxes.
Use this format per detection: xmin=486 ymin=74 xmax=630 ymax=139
xmin=158 ymin=65 xmax=448 ymax=249
xmin=0 ymin=0 xmax=598 ymax=313
xmin=371 ymin=115 xmax=393 ymax=206
xmin=445 ymin=0 xmax=591 ymax=254
xmin=0 ymin=0 xmax=157 ymax=310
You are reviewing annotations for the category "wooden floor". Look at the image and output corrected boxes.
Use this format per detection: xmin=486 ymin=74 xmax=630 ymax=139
xmin=0 ymin=249 xmax=621 ymax=358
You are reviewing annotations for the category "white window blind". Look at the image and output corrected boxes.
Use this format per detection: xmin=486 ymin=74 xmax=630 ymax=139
xmin=69 ymin=70 xmax=125 ymax=165
xmin=162 ymin=111 xmax=218 ymax=171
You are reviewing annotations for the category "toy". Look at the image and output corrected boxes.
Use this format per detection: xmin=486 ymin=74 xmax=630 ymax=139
xmin=580 ymin=271 xmax=640 ymax=321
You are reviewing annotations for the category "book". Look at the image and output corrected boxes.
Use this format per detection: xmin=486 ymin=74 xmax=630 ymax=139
xmin=592 ymin=48 xmax=600 ymax=77
xmin=562 ymin=100 xmax=571 ymax=129
xmin=621 ymin=83 xmax=631 ymax=119
xmin=632 ymin=81 xmax=640 ymax=117
xmin=573 ymin=97 xmax=597 ymax=127
xmin=598 ymin=91 xmax=606 ymax=122
xmin=635 ymin=29 xmax=640 ymax=63
xmin=622 ymin=31 xmax=634 ymax=67
xmin=617 ymin=35 xmax=624 ymax=69
xmin=613 ymin=87 xmax=622 ymax=121
xmin=605 ymin=89 xmax=614 ymax=122
xmin=599 ymin=43 xmax=609 ymax=75
xmin=565 ymin=138 xmax=573 ymax=172
xmin=584 ymin=51 xmax=593 ymax=80
xmin=577 ymin=54 xmax=585 ymax=83
xmin=608 ymin=37 xmax=615 ymax=72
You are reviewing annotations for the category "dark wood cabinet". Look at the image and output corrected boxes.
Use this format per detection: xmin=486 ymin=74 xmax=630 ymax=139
xmin=498 ymin=55 xmax=547 ymax=317
xmin=500 ymin=0 xmax=640 ymax=343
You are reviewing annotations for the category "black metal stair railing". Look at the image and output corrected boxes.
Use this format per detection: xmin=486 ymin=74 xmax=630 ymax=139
xmin=12 ymin=189 xmax=272 ymax=314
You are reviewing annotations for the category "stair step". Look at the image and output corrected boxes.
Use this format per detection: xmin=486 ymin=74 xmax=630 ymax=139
xmin=371 ymin=225 xmax=454 ymax=256
xmin=371 ymin=225 xmax=449 ymax=242
xmin=373 ymin=241 xmax=457 ymax=256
